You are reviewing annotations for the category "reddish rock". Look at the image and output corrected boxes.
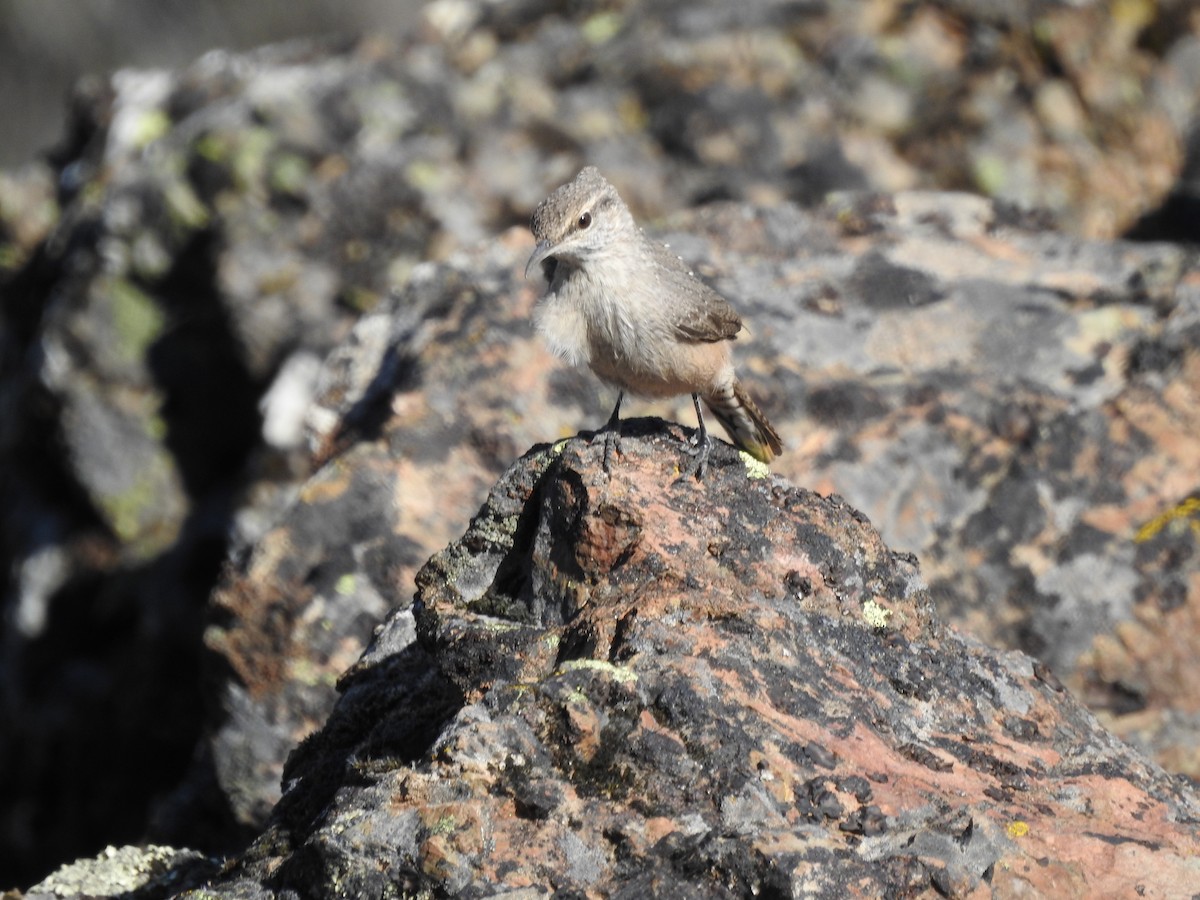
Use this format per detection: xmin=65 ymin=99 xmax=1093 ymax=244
xmin=189 ymin=432 xmax=1200 ymax=898
xmin=3 ymin=1 xmax=1199 ymax=882
xmin=195 ymin=189 xmax=1200 ymax=857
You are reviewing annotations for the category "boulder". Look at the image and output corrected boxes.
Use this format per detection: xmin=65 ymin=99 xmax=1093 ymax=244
xmin=3 ymin=0 xmax=1200 ymax=886
xmin=186 ymin=430 xmax=1200 ymax=897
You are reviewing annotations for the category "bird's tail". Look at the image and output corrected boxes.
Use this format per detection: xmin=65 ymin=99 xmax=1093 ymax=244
xmin=703 ymin=380 xmax=783 ymax=464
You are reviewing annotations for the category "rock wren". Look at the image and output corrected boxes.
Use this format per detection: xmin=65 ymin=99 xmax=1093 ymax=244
xmin=525 ymin=166 xmax=783 ymax=477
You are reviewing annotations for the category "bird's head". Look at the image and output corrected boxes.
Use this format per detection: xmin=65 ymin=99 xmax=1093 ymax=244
xmin=525 ymin=166 xmax=634 ymax=282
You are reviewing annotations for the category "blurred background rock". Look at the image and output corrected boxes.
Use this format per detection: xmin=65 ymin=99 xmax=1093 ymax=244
xmin=0 ymin=0 xmax=425 ymax=167
xmin=1 ymin=0 xmax=1199 ymax=892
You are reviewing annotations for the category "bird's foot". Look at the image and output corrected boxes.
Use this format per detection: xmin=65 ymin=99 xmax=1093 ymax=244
xmin=674 ymin=431 xmax=711 ymax=483
xmin=600 ymin=426 xmax=623 ymax=474
xmin=590 ymin=392 xmax=625 ymax=475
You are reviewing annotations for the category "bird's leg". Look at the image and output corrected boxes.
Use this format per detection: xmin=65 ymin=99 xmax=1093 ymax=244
xmin=596 ymin=391 xmax=624 ymax=472
xmin=676 ymin=393 xmax=712 ymax=482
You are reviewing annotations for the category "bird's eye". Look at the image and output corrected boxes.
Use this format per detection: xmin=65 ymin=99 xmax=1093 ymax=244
xmin=578 ymin=211 xmax=592 ymax=229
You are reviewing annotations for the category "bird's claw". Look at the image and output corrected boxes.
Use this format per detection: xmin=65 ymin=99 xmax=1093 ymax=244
xmin=674 ymin=431 xmax=711 ymax=483
xmin=600 ymin=427 xmax=623 ymax=473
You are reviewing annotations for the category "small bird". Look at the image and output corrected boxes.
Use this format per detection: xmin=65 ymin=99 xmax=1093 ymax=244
xmin=525 ymin=167 xmax=782 ymax=478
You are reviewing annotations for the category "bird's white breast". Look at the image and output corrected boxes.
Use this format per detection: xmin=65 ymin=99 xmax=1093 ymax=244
xmin=533 ymin=288 xmax=589 ymax=366
xmin=534 ymin=244 xmax=674 ymax=395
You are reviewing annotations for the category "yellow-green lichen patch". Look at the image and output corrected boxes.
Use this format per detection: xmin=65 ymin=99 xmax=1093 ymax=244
xmin=162 ymin=175 xmax=211 ymax=232
xmin=1135 ymin=496 xmax=1200 ymax=543
xmin=1006 ymin=820 xmax=1030 ymax=839
xmin=108 ymin=278 xmax=166 ymax=365
xmin=99 ymin=461 xmax=182 ymax=556
xmin=269 ymin=151 xmax=311 ymax=199
xmin=582 ymin=11 xmax=623 ymax=45
xmin=471 ymin=513 xmax=522 ymax=548
xmin=131 ymin=109 xmax=171 ymax=149
xmin=289 ymin=657 xmax=339 ymax=689
xmin=740 ymin=452 xmax=771 ymax=478
xmin=862 ymin=598 xmax=893 ymax=630
xmin=557 ymin=658 xmax=638 ymax=683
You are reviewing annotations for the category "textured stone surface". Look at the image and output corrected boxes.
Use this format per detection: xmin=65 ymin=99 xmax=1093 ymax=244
xmin=183 ymin=433 xmax=1200 ymax=898
xmin=22 ymin=844 xmax=215 ymax=900
xmin=2 ymin=0 xmax=1199 ymax=889
xmin=7 ymin=184 xmax=1199 ymax=891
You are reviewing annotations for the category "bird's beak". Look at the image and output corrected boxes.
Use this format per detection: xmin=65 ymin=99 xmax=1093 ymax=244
xmin=525 ymin=240 xmax=555 ymax=280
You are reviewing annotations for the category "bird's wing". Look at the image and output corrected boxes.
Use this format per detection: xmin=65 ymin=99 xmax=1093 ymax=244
xmin=649 ymin=241 xmax=744 ymax=343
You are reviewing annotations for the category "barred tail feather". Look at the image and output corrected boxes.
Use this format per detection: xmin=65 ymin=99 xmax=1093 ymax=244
xmin=703 ymin=381 xmax=783 ymax=464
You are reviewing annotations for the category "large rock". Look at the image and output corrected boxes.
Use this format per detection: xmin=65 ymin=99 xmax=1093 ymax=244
xmin=185 ymin=431 xmax=1200 ymax=898
xmin=204 ymin=188 xmax=1200 ymax=837
xmin=3 ymin=0 xmax=1200 ymax=887
xmin=117 ymin=185 xmax=1200 ymax=895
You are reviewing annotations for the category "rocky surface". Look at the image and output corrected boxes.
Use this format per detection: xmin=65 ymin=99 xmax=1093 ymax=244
xmin=18 ymin=845 xmax=216 ymax=900
xmin=183 ymin=433 xmax=1200 ymax=897
xmin=2 ymin=0 xmax=1200 ymax=891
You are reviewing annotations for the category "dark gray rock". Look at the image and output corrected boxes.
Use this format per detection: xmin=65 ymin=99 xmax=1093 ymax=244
xmin=3 ymin=0 xmax=1200 ymax=888
xmin=181 ymin=430 xmax=1200 ymax=898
